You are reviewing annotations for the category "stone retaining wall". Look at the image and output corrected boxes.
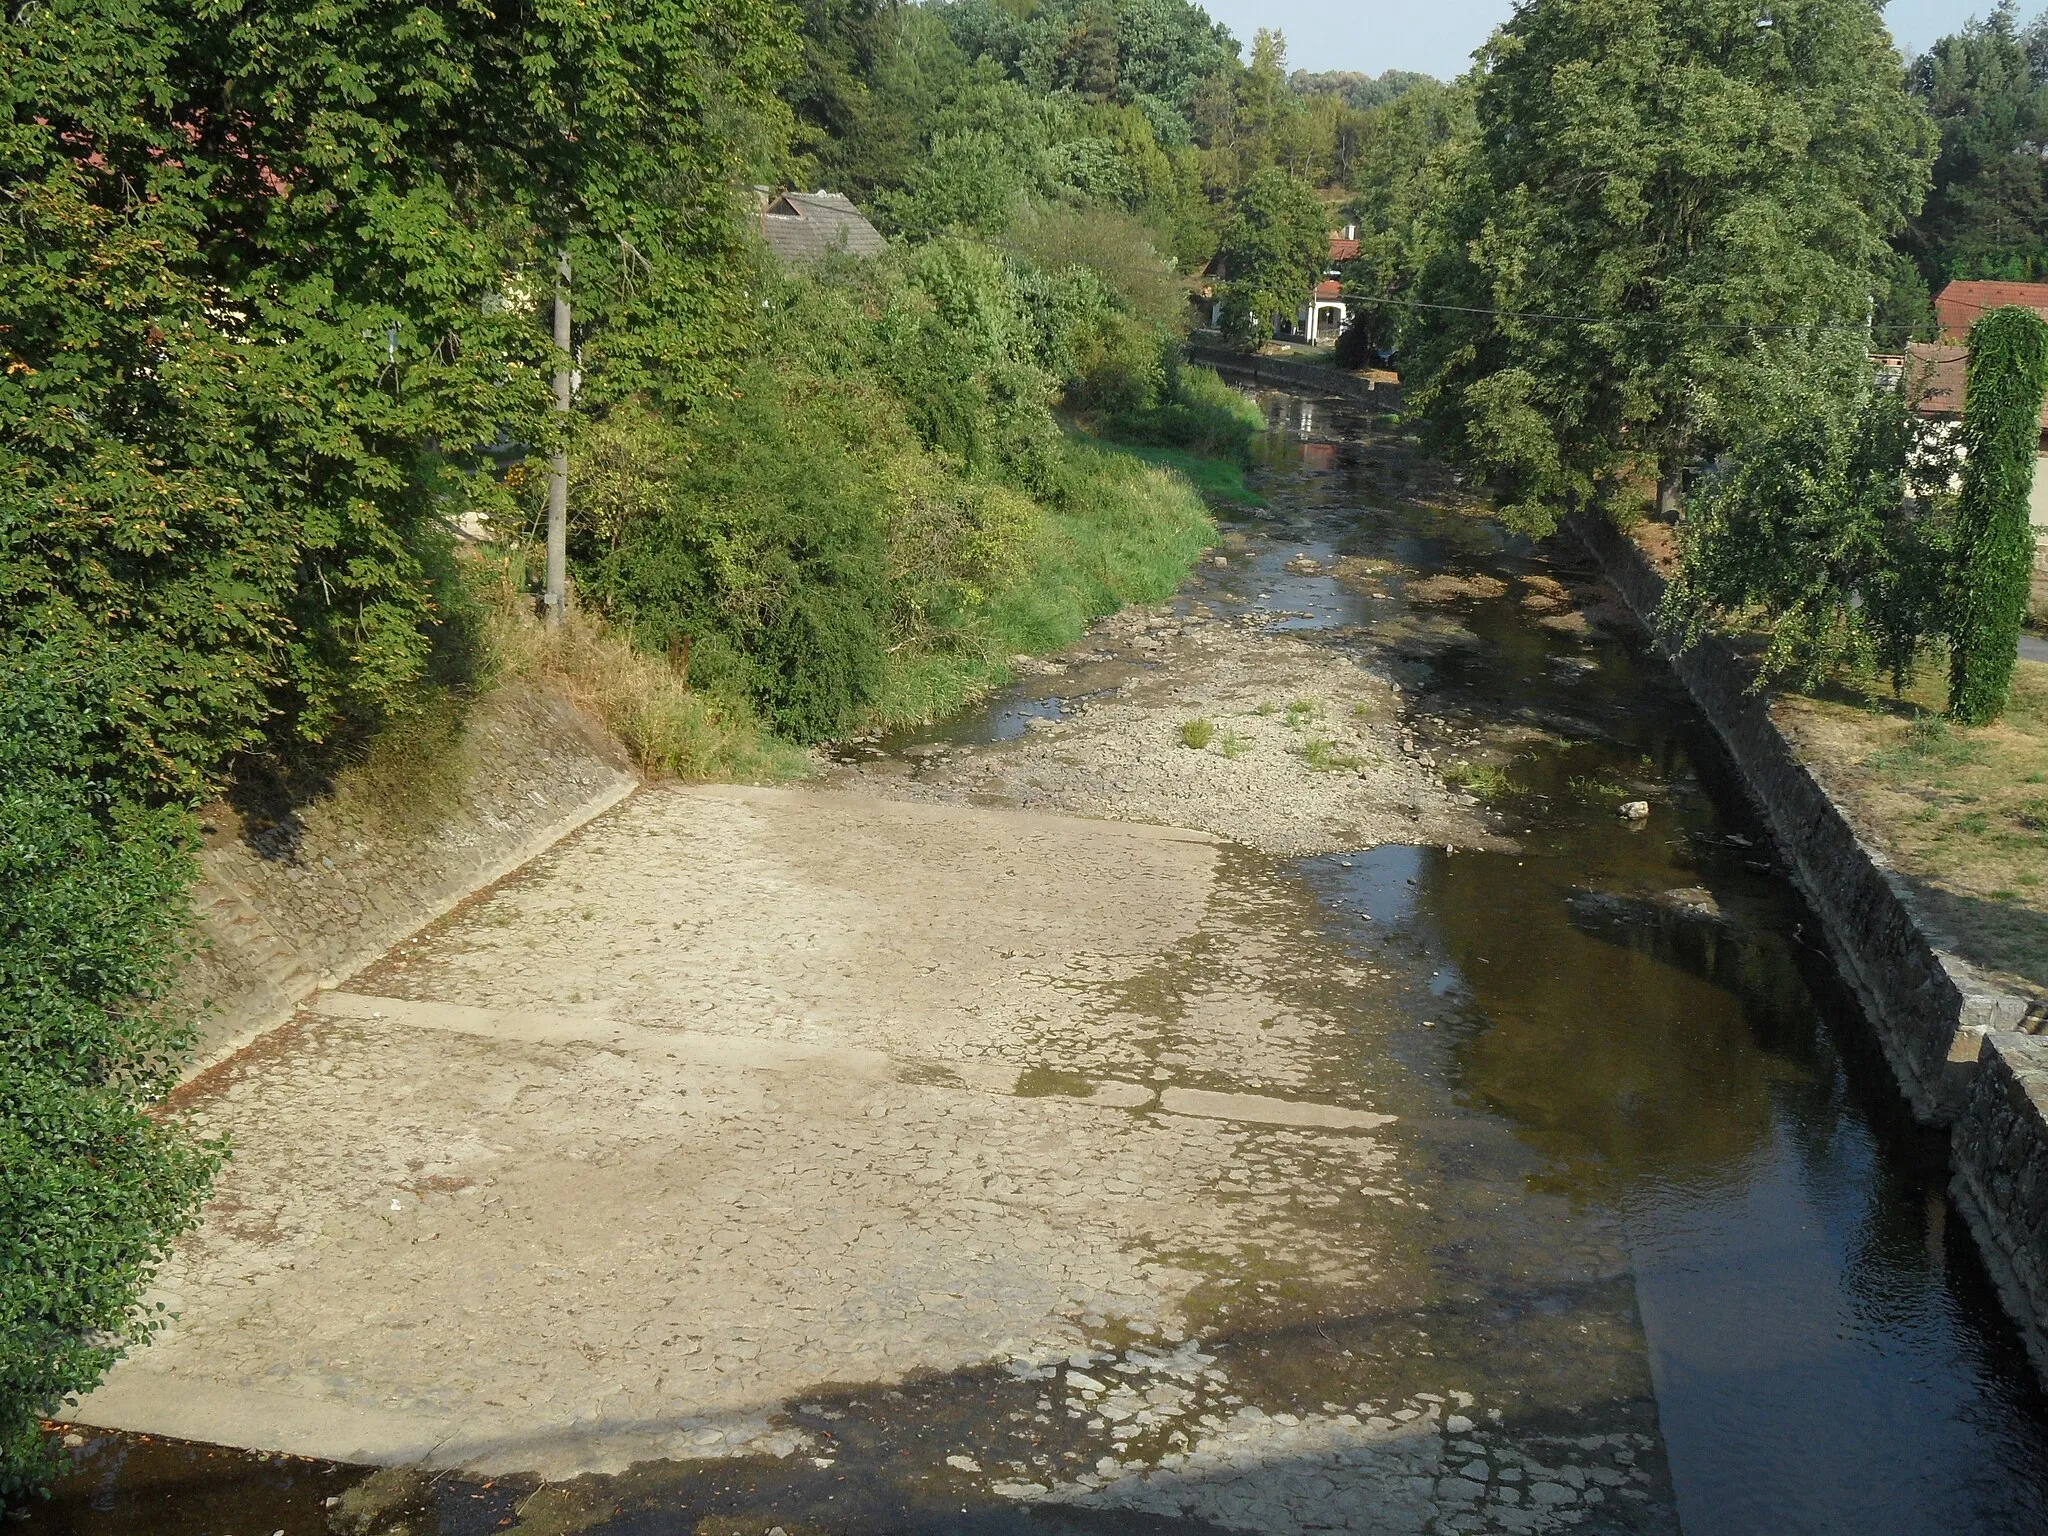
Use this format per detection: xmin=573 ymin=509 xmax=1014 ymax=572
xmin=178 ymin=682 xmax=637 ymax=1073
xmin=1187 ymin=346 xmax=1402 ymax=409
xmin=1952 ymin=1034 xmax=2048 ymax=1376
xmin=1572 ymin=511 xmax=2048 ymax=1384
xmin=1568 ymin=512 xmax=2034 ymax=1123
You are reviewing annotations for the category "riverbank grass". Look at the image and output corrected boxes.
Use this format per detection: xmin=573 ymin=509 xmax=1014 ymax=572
xmin=866 ymin=439 xmax=1216 ymax=729
xmin=486 ymin=604 xmax=807 ymax=783
xmin=1778 ymin=653 xmax=2048 ymax=991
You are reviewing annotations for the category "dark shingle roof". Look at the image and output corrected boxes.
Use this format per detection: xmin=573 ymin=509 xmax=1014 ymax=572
xmin=757 ymin=190 xmax=886 ymax=264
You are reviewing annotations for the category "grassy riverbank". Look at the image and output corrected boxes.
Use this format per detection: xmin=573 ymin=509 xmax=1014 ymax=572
xmin=487 ymin=427 xmax=1225 ymax=776
xmin=1777 ymin=655 xmax=2048 ymax=993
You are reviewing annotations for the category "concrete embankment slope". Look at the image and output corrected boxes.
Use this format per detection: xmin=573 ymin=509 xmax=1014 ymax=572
xmin=1570 ymin=511 xmax=2048 ymax=1378
xmin=177 ymin=682 xmax=638 ymax=1074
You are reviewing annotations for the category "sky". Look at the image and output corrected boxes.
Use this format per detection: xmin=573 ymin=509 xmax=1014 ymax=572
xmin=1195 ymin=1 xmax=2019 ymax=81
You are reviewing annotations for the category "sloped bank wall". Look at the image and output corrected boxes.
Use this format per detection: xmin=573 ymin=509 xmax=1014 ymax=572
xmin=1569 ymin=512 xmax=2048 ymax=1381
xmin=178 ymin=683 xmax=638 ymax=1073
xmin=1952 ymin=1035 xmax=2048 ymax=1378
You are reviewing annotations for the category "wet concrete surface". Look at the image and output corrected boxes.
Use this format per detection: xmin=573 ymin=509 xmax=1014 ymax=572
xmin=26 ymin=394 xmax=2048 ymax=1535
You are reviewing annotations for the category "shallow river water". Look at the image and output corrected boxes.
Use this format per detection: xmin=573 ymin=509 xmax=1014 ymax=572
xmin=23 ymin=393 xmax=2048 ymax=1535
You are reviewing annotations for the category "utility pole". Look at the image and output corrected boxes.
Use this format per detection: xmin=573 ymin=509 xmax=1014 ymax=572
xmin=545 ymin=250 xmax=571 ymax=627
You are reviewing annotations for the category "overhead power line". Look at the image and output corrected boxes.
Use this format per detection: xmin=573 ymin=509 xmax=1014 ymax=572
xmin=992 ymin=242 xmax=1934 ymax=341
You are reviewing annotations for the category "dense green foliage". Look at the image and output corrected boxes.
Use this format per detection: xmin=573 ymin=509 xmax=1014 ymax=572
xmin=1214 ymin=168 xmax=1329 ymax=348
xmin=1334 ymin=77 xmax=1475 ymax=357
xmin=1902 ymin=3 xmax=2048 ymax=287
xmin=580 ymin=241 xmax=1228 ymax=739
xmin=4 ymin=0 xmax=790 ymax=794
xmin=1659 ymin=342 xmax=1956 ymax=690
xmin=1948 ymin=306 xmax=2048 ymax=723
xmin=2 ymin=0 xmax=790 ymax=1501
xmin=0 ymin=660 xmax=224 ymax=1503
xmin=1402 ymin=0 xmax=1930 ymax=536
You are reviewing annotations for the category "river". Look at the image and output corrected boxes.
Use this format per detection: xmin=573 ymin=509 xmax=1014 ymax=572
xmin=22 ymin=390 xmax=2048 ymax=1536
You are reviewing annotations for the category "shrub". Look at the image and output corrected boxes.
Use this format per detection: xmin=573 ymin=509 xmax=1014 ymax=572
xmin=588 ymin=368 xmax=894 ymax=743
xmin=1180 ymin=717 xmax=1214 ymax=748
xmin=1096 ymin=360 xmax=1265 ymax=463
xmin=0 ymin=658 xmax=224 ymax=1507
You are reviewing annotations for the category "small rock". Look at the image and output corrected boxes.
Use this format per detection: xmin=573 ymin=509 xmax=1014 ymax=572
xmin=61 ymin=1433 xmax=84 ymax=1449
xmin=946 ymin=1454 xmax=981 ymax=1473
xmin=1619 ymin=800 xmax=1650 ymax=821
xmin=1446 ymin=1414 xmax=1474 ymax=1433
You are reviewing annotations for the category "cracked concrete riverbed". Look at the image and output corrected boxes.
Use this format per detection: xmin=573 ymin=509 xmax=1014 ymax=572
xmin=41 ymin=394 xmax=2048 ymax=1536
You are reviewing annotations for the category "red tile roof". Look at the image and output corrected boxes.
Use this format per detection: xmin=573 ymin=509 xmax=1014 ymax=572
xmin=1934 ymin=280 xmax=2048 ymax=341
xmin=1906 ymin=340 xmax=2048 ymax=432
xmin=1328 ymin=234 xmax=1360 ymax=263
xmin=1313 ymin=278 xmax=1342 ymax=300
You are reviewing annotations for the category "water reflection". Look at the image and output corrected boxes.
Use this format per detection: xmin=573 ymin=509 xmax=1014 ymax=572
xmin=1265 ymin=388 xmax=2048 ymax=1533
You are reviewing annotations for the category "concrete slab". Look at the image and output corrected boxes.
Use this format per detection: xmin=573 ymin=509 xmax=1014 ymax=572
xmin=74 ymin=786 xmax=1406 ymax=1478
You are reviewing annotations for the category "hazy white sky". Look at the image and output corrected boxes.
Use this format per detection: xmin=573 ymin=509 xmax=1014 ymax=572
xmin=1198 ymin=1 xmax=2021 ymax=80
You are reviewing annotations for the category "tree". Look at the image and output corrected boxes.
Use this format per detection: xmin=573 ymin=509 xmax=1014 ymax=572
xmin=1216 ymin=167 xmax=1327 ymax=347
xmin=1338 ymin=76 xmax=1477 ymax=355
xmin=1407 ymin=0 xmax=1931 ymax=535
xmin=1947 ymin=305 xmax=2048 ymax=723
xmin=1903 ymin=3 xmax=2048 ymax=285
xmin=1658 ymin=339 xmax=1955 ymax=691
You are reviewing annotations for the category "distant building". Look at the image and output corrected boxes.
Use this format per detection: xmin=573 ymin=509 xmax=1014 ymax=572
xmin=1933 ymin=279 xmax=2048 ymax=342
xmin=1905 ymin=339 xmax=2048 ymax=531
xmin=755 ymin=189 xmax=886 ymax=264
xmin=1296 ymin=226 xmax=1358 ymax=346
xmin=1200 ymin=227 xmax=1359 ymax=346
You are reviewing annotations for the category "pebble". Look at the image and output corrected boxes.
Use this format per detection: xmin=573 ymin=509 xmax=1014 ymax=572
xmin=1620 ymin=800 xmax=1650 ymax=820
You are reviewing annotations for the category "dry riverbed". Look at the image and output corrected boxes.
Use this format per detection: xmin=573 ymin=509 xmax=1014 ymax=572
xmin=58 ymin=409 xmax=1680 ymax=1536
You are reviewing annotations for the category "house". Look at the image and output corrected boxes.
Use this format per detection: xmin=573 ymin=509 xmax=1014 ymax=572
xmin=1905 ymin=340 xmax=2048 ymax=532
xmin=1933 ymin=279 xmax=2048 ymax=342
xmin=1295 ymin=226 xmax=1359 ymax=346
xmin=1200 ymin=226 xmax=1359 ymax=344
xmin=755 ymin=189 xmax=886 ymax=264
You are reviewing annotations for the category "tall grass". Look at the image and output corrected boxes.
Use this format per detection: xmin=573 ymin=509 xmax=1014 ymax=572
xmin=867 ymin=442 xmax=1213 ymax=729
xmin=485 ymin=603 xmax=807 ymax=782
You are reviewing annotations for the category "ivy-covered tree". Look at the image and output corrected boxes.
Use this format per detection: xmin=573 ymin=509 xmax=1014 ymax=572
xmin=1407 ymin=0 xmax=1931 ymax=535
xmin=1947 ymin=304 xmax=2048 ymax=724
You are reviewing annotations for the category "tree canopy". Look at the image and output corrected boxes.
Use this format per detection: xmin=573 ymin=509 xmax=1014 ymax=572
xmin=1903 ymin=2 xmax=2048 ymax=285
xmin=1215 ymin=167 xmax=1330 ymax=347
xmin=1405 ymin=0 xmax=1931 ymax=535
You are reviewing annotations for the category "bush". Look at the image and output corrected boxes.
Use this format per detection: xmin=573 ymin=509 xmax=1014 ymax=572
xmin=1096 ymin=359 xmax=1265 ymax=463
xmin=0 ymin=659 xmax=224 ymax=1507
xmin=587 ymin=371 xmax=894 ymax=743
